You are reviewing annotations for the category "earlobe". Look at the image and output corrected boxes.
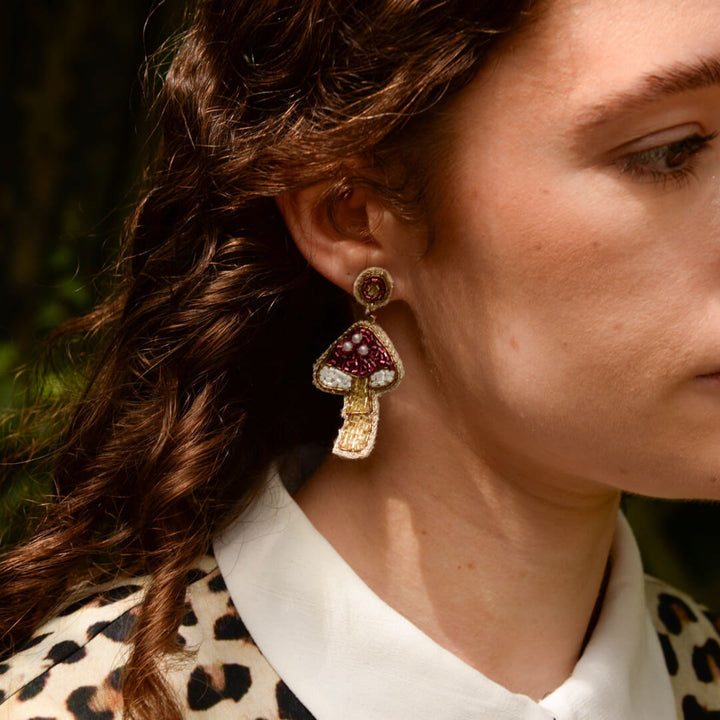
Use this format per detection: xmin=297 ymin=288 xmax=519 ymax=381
xmin=275 ymin=180 xmax=407 ymax=297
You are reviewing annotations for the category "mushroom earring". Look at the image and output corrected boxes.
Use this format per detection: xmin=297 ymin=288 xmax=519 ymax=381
xmin=313 ymin=267 xmax=404 ymax=459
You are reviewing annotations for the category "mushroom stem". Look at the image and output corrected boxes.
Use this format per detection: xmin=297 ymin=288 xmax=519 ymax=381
xmin=334 ymin=376 xmax=378 ymax=458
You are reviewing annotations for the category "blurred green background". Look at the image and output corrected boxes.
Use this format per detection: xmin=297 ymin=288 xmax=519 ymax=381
xmin=1 ymin=2 xmax=718 ymax=608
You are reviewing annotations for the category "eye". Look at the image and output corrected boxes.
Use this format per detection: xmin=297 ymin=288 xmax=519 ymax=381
xmin=617 ymin=131 xmax=718 ymax=186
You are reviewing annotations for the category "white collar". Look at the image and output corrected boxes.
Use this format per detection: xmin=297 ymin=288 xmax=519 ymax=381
xmin=214 ymin=468 xmax=677 ymax=720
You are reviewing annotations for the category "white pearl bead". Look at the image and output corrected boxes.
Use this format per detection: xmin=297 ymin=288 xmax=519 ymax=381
xmin=357 ymin=344 xmax=369 ymax=356
xmin=342 ymin=341 xmax=354 ymax=352
xmin=351 ymin=333 xmax=363 ymax=344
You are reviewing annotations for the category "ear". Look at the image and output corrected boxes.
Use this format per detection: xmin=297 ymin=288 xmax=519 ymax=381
xmin=275 ymin=178 xmax=422 ymax=299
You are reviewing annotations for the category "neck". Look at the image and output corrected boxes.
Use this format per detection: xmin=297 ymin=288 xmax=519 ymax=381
xmin=296 ymin=395 xmax=620 ymax=700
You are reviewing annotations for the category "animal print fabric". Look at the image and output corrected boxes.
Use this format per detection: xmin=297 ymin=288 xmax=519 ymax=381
xmin=0 ymin=555 xmax=717 ymax=719
xmin=645 ymin=577 xmax=720 ymax=719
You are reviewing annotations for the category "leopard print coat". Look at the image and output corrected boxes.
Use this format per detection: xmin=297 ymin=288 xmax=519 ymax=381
xmin=0 ymin=554 xmax=718 ymax=720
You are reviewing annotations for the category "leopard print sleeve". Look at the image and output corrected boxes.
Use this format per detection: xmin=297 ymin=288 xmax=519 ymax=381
xmin=645 ymin=575 xmax=720 ymax=720
xmin=0 ymin=556 xmax=314 ymax=720
xmin=0 ymin=581 xmax=145 ymax=720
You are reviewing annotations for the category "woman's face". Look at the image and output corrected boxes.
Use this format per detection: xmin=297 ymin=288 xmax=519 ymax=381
xmin=408 ymin=0 xmax=720 ymax=499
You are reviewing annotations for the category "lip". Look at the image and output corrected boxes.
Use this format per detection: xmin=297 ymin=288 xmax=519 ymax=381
xmin=696 ymin=372 xmax=720 ymax=382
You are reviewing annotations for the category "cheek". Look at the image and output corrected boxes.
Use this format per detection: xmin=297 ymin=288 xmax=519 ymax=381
xmin=427 ymin=177 xmax=677 ymax=404
xmin=472 ymin=165 xmax=718 ymax=377
xmin=414 ymin=168 xmax=720 ymax=495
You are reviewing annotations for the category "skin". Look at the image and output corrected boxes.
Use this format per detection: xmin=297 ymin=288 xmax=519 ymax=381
xmin=280 ymin=0 xmax=720 ymax=700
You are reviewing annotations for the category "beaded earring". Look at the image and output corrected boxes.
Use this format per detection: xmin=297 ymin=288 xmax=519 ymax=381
xmin=313 ymin=267 xmax=404 ymax=459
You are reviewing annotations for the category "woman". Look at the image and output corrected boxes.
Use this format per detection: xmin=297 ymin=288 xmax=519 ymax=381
xmin=1 ymin=0 xmax=719 ymax=718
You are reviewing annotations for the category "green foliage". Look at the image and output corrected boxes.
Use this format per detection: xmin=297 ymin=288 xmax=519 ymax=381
xmin=1 ymin=0 xmax=181 ymax=541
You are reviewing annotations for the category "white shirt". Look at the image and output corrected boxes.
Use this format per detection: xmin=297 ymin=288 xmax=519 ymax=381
xmin=214 ymin=468 xmax=677 ymax=720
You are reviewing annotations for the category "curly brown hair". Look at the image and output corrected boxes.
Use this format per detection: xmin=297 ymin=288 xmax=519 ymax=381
xmin=0 ymin=0 xmax=541 ymax=717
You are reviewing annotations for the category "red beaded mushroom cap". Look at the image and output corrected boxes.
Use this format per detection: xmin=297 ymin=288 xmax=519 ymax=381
xmin=326 ymin=325 xmax=393 ymax=377
xmin=313 ymin=321 xmax=402 ymax=395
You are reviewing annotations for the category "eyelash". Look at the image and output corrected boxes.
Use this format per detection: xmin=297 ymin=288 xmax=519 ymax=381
xmin=618 ymin=131 xmax=718 ymax=187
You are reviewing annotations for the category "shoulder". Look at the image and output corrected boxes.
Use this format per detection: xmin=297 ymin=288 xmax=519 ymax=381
xmin=0 ymin=555 xmax=313 ymax=720
xmin=644 ymin=575 xmax=720 ymax=718
xmin=174 ymin=566 xmax=315 ymax=718
xmin=0 ymin=557 xmax=201 ymax=719
xmin=0 ymin=568 xmax=151 ymax=720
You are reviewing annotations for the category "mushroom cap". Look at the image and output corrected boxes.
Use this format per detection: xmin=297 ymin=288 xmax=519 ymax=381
xmin=326 ymin=325 xmax=394 ymax=377
xmin=313 ymin=321 xmax=403 ymax=395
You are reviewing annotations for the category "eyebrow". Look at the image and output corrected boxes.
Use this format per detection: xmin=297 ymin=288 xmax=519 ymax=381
xmin=574 ymin=55 xmax=720 ymax=135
